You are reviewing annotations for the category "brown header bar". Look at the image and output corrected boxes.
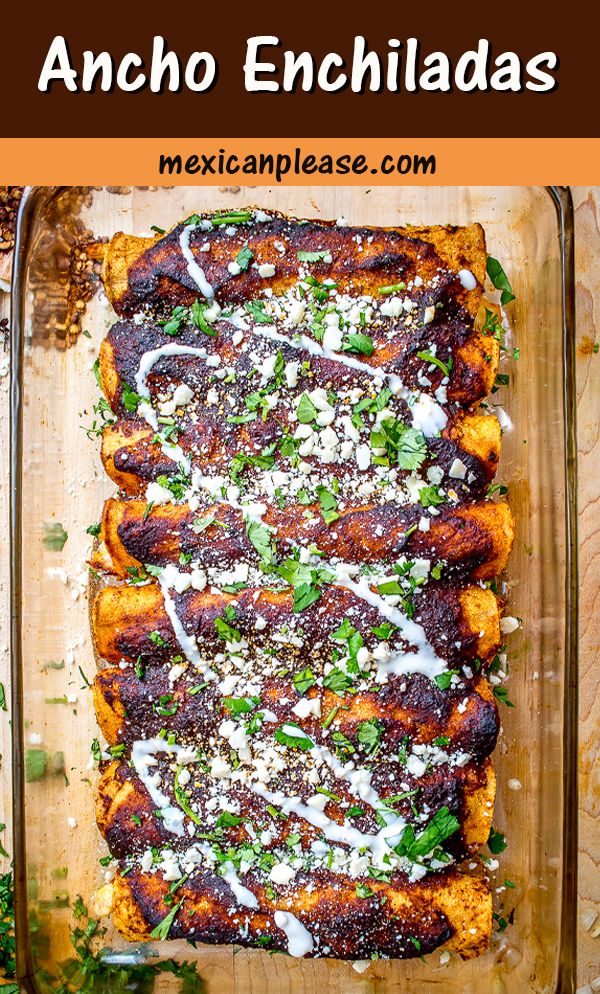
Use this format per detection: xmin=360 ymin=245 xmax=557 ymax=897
xmin=1 ymin=0 xmax=596 ymax=139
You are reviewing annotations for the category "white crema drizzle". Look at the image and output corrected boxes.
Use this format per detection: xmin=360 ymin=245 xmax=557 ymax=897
xmin=179 ymin=224 xmax=214 ymax=300
xmin=273 ymin=911 xmax=314 ymax=957
xmin=220 ymin=862 xmax=259 ymax=909
xmin=135 ymin=342 xmax=212 ymax=473
xmin=250 ymin=782 xmax=406 ymax=868
xmin=131 ymin=738 xmax=197 ymax=836
xmin=335 ymin=571 xmax=447 ymax=682
xmin=157 ymin=566 xmax=216 ymax=680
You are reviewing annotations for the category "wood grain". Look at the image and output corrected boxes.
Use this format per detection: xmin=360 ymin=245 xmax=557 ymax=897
xmin=572 ymin=186 xmax=600 ymax=990
xmin=0 ymin=188 xmax=598 ymax=989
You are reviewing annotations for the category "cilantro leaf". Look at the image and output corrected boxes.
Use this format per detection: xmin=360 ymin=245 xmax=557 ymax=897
xmin=245 ymin=300 xmax=273 ymax=324
xmin=43 ymin=522 xmax=68 ymax=551
xmin=416 ymin=350 xmax=451 ymax=378
xmin=343 ymin=333 xmax=374 ymax=357
xmin=293 ymin=583 xmax=321 ymax=613
xmin=396 ymin=806 xmax=460 ymax=860
xmin=293 ymin=667 xmax=316 ymax=695
xmin=370 ymin=418 xmax=427 ymax=471
xmin=150 ymin=899 xmax=184 ymax=940
xmin=298 ymin=250 xmax=331 ymax=263
xmin=191 ymin=299 xmax=217 ymax=336
xmin=330 ymin=729 xmax=354 ymax=757
xmin=316 ymin=485 xmax=339 ymax=524
xmin=488 ymin=827 xmax=508 ymax=854
xmin=274 ymin=723 xmax=314 ymax=751
xmin=371 ymin=621 xmax=397 ymax=639
xmin=296 ymin=393 xmax=318 ymax=424
xmin=235 ymin=245 xmax=254 ymax=271
xmin=323 ymin=668 xmax=354 ymax=695
xmin=246 ymin=520 xmax=276 ymax=565
xmin=216 ymin=811 xmax=245 ymax=828
xmin=159 ymin=304 xmax=187 ymax=336
xmin=357 ymin=719 xmax=384 ymax=755
xmin=434 ymin=670 xmax=459 ymax=691
xmin=493 ymin=685 xmax=515 ymax=707
xmin=486 ymin=257 xmax=515 ymax=305
xmin=419 ymin=485 xmax=446 ymax=508
xmin=223 ymin=696 xmax=260 ymax=717
xmin=121 ymin=381 xmax=144 ymax=413
xmin=214 ymin=613 xmax=242 ymax=643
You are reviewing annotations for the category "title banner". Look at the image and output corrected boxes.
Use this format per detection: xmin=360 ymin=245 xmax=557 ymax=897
xmin=1 ymin=0 xmax=596 ymax=139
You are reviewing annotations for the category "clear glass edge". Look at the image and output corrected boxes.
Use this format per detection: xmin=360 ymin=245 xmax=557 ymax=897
xmin=8 ymin=184 xmax=579 ymax=994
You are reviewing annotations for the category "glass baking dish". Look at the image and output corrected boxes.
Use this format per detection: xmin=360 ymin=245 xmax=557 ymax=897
xmin=10 ymin=185 xmax=578 ymax=994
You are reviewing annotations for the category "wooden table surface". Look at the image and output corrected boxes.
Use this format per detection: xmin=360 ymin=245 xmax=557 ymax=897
xmin=0 ymin=187 xmax=597 ymax=990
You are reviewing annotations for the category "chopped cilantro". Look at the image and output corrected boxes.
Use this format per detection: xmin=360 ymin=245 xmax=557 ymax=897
xmin=343 ymin=333 xmax=374 ymax=356
xmin=274 ymin=724 xmax=314 ymax=751
xmin=323 ymin=668 xmax=354 ymax=695
xmin=434 ymin=670 xmax=459 ymax=691
xmin=245 ymin=300 xmax=273 ymax=324
xmin=296 ymin=392 xmax=318 ymax=424
xmin=486 ymin=257 xmax=515 ymax=305
xmin=246 ymin=520 xmax=276 ymax=566
xmin=150 ymin=899 xmax=184 ymax=940
xmin=493 ymin=685 xmax=515 ymax=707
xmin=235 ymin=245 xmax=254 ymax=271
xmin=488 ymin=827 xmax=508 ymax=854
xmin=159 ymin=304 xmax=187 ymax=336
xmin=192 ymin=514 xmax=227 ymax=533
xmin=316 ymin=484 xmax=339 ymax=524
xmin=482 ymin=307 xmax=503 ymax=340
xmin=371 ymin=621 xmax=397 ymax=639
xmin=223 ymin=696 xmax=260 ymax=717
xmin=330 ymin=729 xmax=354 ymax=758
xmin=43 ymin=522 xmax=68 ymax=551
xmin=419 ymin=485 xmax=446 ymax=508
xmin=298 ymin=250 xmax=331 ymax=263
xmin=191 ymin=298 xmax=217 ymax=336
xmin=357 ymin=719 xmax=384 ymax=755
xmin=121 ymin=381 xmax=145 ymax=413
xmin=395 ymin=806 xmax=459 ymax=860
xmin=216 ymin=812 xmax=245 ymax=828
xmin=293 ymin=667 xmax=316 ymax=695
xmin=214 ymin=613 xmax=242 ymax=644
xmin=293 ymin=583 xmax=321 ymax=612
xmin=416 ymin=350 xmax=452 ymax=377
xmin=149 ymin=630 xmax=167 ymax=647
xmin=370 ymin=418 xmax=427 ymax=471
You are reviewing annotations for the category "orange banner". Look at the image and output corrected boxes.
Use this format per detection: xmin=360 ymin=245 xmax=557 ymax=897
xmin=1 ymin=137 xmax=599 ymax=185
